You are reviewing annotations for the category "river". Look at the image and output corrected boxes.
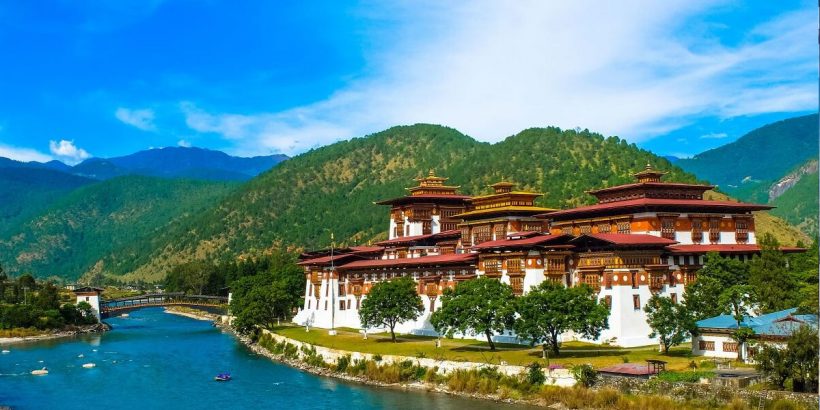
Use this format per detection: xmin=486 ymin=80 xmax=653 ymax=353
xmin=0 ymin=307 xmax=528 ymax=409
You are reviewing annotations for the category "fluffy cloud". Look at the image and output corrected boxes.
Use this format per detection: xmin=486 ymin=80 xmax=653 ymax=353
xmin=182 ymin=1 xmax=817 ymax=156
xmin=177 ymin=139 xmax=191 ymax=147
xmin=115 ymin=107 xmax=156 ymax=131
xmin=49 ymin=140 xmax=91 ymax=165
xmin=0 ymin=144 xmax=52 ymax=162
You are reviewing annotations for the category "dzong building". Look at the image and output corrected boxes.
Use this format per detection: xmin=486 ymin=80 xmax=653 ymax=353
xmin=292 ymin=166 xmax=798 ymax=347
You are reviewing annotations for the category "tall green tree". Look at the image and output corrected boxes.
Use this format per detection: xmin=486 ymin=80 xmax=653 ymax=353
xmin=431 ymin=277 xmax=516 ymax=350
xmin=788 ymin=325 xmax=819 ymax=393
xmin=358 ymin=277 xmax=423 ymax=342
xmin=231 ymin=281 xmax=292 ymax=333
xmin=515 ymin=281 xmax=609 ymax=357
xmin=684 ymin=252 xmax=754 ymax=324
xmin=749 ymin=234 xmax=797 ymax=312
xmin=34 ymin=282 xmax=60 ymax=311
xmin=644 ymin=295 xmax=690 ymax=354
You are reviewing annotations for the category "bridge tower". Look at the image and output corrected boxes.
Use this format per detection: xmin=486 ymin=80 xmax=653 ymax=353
xmin=73 ymin=286 xmax=104 ymax=321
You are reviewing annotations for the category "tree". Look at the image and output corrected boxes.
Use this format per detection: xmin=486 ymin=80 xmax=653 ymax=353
xmin=431 ymin=277 xmax=516 ymax=350
xmin=730 ymin=327 xmax=755 ymax=362
xmin=684 ymin=253 xmax=755 ymax=324
xmin=231 ymin=282 xmax=292 ymax=333
xmin=644 ymin=295 xmax=689 ymax=354
xmin=34 ymin=282 xmax=60 ymax=311
xmin=76 ymin=301 xmax=97 ymax=324
xmin=755 ymin=343 xmax=790 ymax=389
xmin=787 ymin=325 xmax=819 ymax=393
xmin=515 ymin=281 xmax=609 ymax=357
xmin=358 ymin=277 xmax=423 ymax=342
xmin=749 ymin=234 xmax=797 ymax=312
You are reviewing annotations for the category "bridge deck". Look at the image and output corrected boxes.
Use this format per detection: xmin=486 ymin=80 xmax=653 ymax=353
xmin=100 ymin=293 xmax=228 ymax=318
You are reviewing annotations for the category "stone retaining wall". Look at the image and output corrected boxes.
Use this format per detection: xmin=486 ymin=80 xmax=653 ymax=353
xmin=262 ymin=330 xmax=577 ymax=387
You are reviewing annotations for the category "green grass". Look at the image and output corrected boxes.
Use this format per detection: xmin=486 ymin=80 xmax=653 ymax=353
xmin=270 ymin=325 xmax=705 ymax=370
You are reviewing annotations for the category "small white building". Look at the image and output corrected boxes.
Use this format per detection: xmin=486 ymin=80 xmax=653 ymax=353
xmin=72 ymin=286 xmax=105 ymax=321
xmin=692 ymin=308 xmax=818 ymax=363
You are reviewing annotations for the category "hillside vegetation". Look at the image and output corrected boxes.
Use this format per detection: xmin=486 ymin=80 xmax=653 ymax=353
xmin=0 ymin=176 xmax=238 ymax=280
xmin=0 ymin=167 xmax=93 ymax=234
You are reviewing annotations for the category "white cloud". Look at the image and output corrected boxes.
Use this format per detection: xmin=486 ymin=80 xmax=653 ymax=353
xmin=115 ymin=107 xmax=156 ymax=131
xmin=49 ymin=140 xmax=91 ymax=165
xmin=177 ymin=139 xmax=191 ymax=147
xmin=0 ymin=144 xmax=53 ymax=162
xmin=181 ymin=1 xmax=817 ymax=156
xmin=699 ymin=132 xmax=729 ymax=139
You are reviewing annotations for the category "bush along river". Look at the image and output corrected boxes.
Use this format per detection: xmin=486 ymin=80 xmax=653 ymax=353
xmin=0 ymin=307 xmax=527 ymax=410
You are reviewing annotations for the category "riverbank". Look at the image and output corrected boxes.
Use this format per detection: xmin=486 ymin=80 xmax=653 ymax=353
xmin=227 ymin=327 xmax=818 ymax=410
xmin=0 ymin=323 xmax=109 ymax=346
xmin=163 ymin=306 xmax=221 ymax=321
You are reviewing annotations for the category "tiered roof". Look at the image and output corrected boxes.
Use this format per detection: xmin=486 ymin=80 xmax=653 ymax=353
xmin=375 ymin=170 xmax=471 ymax=206
xmin=455 ymin=181 xmax=555 ymax=220
xmin=542 ymin=165 xmax=772 ymax=221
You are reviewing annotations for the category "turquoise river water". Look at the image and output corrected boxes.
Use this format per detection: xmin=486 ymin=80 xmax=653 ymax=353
xmin=0 ymin=308 xmax=529 ymax=409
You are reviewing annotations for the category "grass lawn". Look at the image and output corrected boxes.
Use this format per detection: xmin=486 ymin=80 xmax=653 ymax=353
xmin=269 ymin=325 xmax=707 ymax=371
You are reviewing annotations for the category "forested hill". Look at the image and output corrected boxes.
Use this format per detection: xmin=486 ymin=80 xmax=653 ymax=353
xmin=676 ymin=114 xmax=818 ymax=190
xmin=118 ymin=124 xmax=803 ymax=282
xmin=0 ymin=176 xmax=238 ymax=280
xmin=0 ymin=167 xmax=93 ymax=233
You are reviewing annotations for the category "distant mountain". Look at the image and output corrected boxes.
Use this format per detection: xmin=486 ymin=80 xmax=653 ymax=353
xmin=0 ymin=176 xmax=239 ymax=280
xmin=0 ymin=167 xmax=93 ymax=234
xmin=662 ymin=155 xmax=679 ymax=163
xmin=677 ymin=114 xmax=818 ymax=190
xmin=71 ymin=147 xmax=288 ymax=181
xmin=676 ymin=114 xmax=818 ymax=237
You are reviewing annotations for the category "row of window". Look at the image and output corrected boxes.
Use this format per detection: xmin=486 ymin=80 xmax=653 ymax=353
xmin=698 ymin=340 xmax=738 ymax=352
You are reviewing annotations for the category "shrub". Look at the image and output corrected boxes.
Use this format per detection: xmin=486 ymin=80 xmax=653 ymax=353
xmin=770 ymin=399 xmax=802 ymax=410
xmin=526 ymin=362 xmax=546 ymax=385
xmin=373 ymin=354 xmax=382 ymax=362
xmin=423 ymin=367 xmax=440 ymax=383
xmin=335 ymin=354 xmax=351 ymax=372
xmin=283 ymin=343 xmax=298 ymax=359
xmin=571 ymin=364 xmax=598 ymax=388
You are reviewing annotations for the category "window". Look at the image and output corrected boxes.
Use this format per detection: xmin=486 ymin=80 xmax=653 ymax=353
xmin=506 ymin=258 xmax=523 ymax=274
xmin=474 ymin=225 xmax=492 ymax=244
xmin=562 ymin=226 xmax=573 ymax=235
xmin=617 ymin=221 xmax=631 ymax=234
xmin=494 ymin=224 xmax=506 ymax=240
xmin=660 ymin=218 xmax=676 ymax=240
xmin=598 ymin=223 xmax=611 ymax=233
xmin=579 ymin=224 xmax=592 ymax=234
xmin=631 ymin=271 xmax=639 ymax=289
xmin=429 ymin=297 xmax=436 ymax=312
xmin=484 ymin=259 xmax=501 ymax=275
xmin=735 ymin=219 xmax=749 ymax=244
xmin=722 ymin=342 xmax=738 ymax=353
xmin=422 ymin=221 xmax=432 ymax=234
xmin=339 ymin=300 xmax=346 ymax=310
xmin=347 ymin=300 xmax=351 ymax=309
xmin=691 ymin=219 xmax=703 ymax=243
xmin=633 ymin=295 xmax=641 ymax=310
xmin=461 ymin=227 xmax=472 ymax=246
xmin=522 ymin=222 xmax=542 ymax=232
xmin=709 ymin=219 xmax=721 ymax=243
xmin=582 ymin=274 xmax=601 ymax=292
xmin=308 ymin=300 xmax=311 ymax=309
xmin=324 ymin=301 xmax=328 ymax=310
xmin=604 ymin=295 xmax=612 ymax=308
xmin=699 ymin=340 xmax=715 ymax=351
xmin=670 ymin=293 xmax=677 ymax=304
xmin=510 ymin=277 xmax=524 ymax=295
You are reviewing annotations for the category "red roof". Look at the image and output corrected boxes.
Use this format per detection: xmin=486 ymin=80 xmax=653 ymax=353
xmin=542 ymin=198 xmax=772 ymax=219
xmin=349 ymin=246 xmax=384 ymax=254
xmin=375 ymin=229 xmax=461 ymax=246
xmin=587 ymin=181 xmax=714 ymax=195
xmin=339 ymin=253 xmax=477 ymax=270
xmin=375 ymin=194 xmax=471 ymax=205
xmin=572 ymin=233 xmax=678 ymax=246
xmin=297 ymin=253 xmax=363 ymax=266
xmin=472 ymin=234 xmax=573 ymax=250
xmin=667 ymin=244 xmax=807 ymax=254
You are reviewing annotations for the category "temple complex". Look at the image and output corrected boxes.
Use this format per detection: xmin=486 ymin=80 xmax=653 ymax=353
xmin=293 ymin=167 xmax=800 ymax=347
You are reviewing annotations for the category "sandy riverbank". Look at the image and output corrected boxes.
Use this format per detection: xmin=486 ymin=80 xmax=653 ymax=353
xmin=0 ymin=323 xmax=109 ymax=346
xmin=163 ymin=306 xmax=221 ymax=322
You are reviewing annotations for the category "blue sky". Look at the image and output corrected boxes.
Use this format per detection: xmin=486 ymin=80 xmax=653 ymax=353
xmin=0 ymin=0 xmax=816 ymax=164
